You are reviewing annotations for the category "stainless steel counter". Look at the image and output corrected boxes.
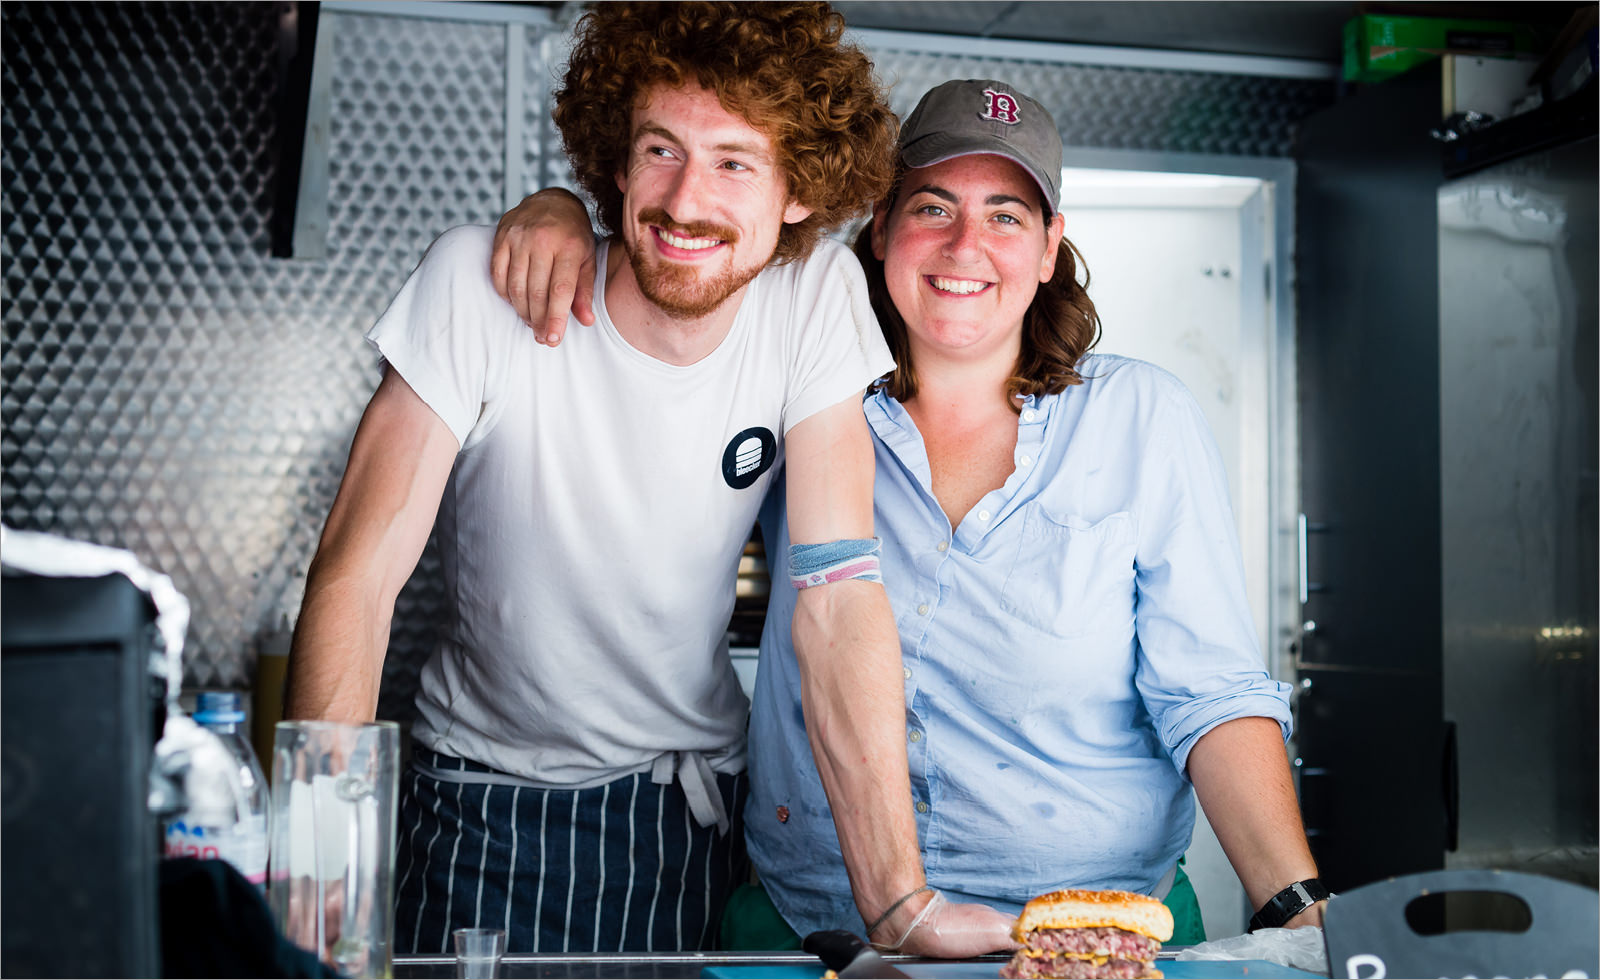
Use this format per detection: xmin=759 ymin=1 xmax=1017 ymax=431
xmin=391 ymin=950 xmax=1015 ymax=978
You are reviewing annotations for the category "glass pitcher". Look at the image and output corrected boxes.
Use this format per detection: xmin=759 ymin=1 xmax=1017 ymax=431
xmin=268 ymin=720 xmax=400 ymax=979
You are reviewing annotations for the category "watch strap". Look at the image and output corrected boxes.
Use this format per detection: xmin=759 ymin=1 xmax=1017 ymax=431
xmin=1249 ymin=878 xmax=1330 ymax=931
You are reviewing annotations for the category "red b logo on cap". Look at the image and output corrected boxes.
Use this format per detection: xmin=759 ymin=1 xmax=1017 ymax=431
xmin=982 ymin=89 xmax=1021 ymax=125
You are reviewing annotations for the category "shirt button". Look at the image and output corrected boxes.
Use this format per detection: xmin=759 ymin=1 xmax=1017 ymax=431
xmin=916 ymin=603 xmax=929 ymax=616
xmin=977 ymin=510 xmax=991 ymax=522
xmin=908 ymin=730 xmax=922 ymax=743
xmin=1022 ymin=410 xmax=1037 ymax=422
xmin=915 ymin=801 xmax=929 ymax=814
xmin=1018 ymin=455 xmax=1033 ymax=467
xmin=936 ymin=541 xmax=949 ymax=553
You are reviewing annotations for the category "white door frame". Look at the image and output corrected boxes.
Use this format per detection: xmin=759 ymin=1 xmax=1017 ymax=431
xmin=1062 ymin=147 xmax=1300 ymax=689
xmin=1058 ymin=148 xmax=1300 ymax=939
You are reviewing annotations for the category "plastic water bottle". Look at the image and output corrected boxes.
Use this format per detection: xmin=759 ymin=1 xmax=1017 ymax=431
xmin=163 ymin=690 xmax=270 ymax=888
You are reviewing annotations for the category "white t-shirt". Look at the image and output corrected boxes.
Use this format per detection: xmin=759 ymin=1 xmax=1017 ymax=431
xmin=366 ymin=225 xmax=893 ymax=789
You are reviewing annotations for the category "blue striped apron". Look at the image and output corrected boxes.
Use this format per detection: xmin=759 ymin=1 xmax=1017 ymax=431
xmin=393 ymin=745 xmax=749 ymax=953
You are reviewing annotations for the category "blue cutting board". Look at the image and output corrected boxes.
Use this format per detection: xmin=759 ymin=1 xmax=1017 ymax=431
xmin=703 ymin=960 xmax=1323 ymax=979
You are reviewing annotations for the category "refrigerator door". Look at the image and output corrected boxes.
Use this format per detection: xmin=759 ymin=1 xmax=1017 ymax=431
xmin=1438 ymin=133 xmax=1598 ymax=887
xmin=1292 ymin=62 xmax=1448 ymax=893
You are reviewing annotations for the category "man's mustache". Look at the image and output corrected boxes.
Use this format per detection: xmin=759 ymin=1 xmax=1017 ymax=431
xmin=637 ymin=208 xmax=739 ymax=245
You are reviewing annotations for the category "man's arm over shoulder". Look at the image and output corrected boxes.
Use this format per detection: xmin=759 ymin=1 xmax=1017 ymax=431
xmin=286 ymin=369 xmax=459 ymax=722
xmin=490 ymin=188 xmax=598 ymax=344
xmin=784 ymin=393 xmax=916 ymax=916
xmin=784 ymin=395 xmax=1014 ymax=957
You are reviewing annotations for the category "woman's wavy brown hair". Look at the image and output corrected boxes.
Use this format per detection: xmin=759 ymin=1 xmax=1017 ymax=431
xmin=552 ymin=2 xmax=897 ymax=263
xmin=853 ymin=167 xmax=1102 ymax=409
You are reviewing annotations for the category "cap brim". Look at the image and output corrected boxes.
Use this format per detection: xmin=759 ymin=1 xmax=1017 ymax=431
xmin=901 ymin=132 xmax=1058 ymax=215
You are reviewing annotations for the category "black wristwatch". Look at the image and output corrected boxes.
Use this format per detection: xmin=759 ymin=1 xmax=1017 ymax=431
xmin=1249 ymin=878 xmax=1330 ymax=931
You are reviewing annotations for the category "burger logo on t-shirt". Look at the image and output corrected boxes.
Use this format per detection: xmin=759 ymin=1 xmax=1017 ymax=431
xmin=721 ymin=427 xmax=776 ymax=489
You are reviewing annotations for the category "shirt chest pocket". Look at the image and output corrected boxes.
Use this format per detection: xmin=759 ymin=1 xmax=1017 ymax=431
xmin=998 ymin=507 xmax=1137 ymax=639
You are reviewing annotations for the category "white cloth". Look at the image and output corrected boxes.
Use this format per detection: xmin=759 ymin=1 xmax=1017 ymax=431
xmin=366 ymin=226 xmax=892 ymax=811
xmin=0 ymin=525 xmax=191 ymax=703
xmin=1177 ymin=926 xmax=1329 ymax=975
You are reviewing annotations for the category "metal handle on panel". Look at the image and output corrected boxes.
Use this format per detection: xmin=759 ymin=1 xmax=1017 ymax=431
xmin=1297 ymin=514 xmax=1327 ymax=606
xmin=1443 ymin=720 xmax=1459 ymax=852
xmin=1298 ymin=513 xmax=1309 ymax=605
xmin=1294 ymin=756 xmax=1329 ymax=841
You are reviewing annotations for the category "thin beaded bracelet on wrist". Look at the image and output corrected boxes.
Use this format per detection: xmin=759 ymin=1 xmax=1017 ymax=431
xmin=865 ymin=884 xmax=933 ymax=939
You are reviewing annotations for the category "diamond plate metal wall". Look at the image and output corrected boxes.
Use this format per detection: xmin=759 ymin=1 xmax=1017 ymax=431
xmin=4 ymin=0 xmax=312 ymax=696
xmin=2 ymin=2 xmax=531 ymax=720
xmin=325 ymin=8 xmax=514 ymax=718
xmin=863 ymin=43 xmax=1333 ymax=156
xmin=528 ymin=19 xmax=579 ymax=202
xmin=3 ymin=1 xmax=1330 ymax=727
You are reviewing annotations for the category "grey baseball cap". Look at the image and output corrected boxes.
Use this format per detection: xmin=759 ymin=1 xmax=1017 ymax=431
xmin=897 ymin=79 xmax=1062 ymax=216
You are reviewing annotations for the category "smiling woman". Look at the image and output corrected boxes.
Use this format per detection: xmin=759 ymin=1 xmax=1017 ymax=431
xmin=853 ymin=86 xmax=1100 ymax=409
xmin=742 ymin=78 xmax=1321 ymax=951
xmin=870 ymin=154 xmax=1063 ymax=376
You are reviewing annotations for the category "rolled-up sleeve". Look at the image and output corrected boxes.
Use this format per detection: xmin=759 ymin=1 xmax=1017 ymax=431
xmin=1130 ymin=377 xmax=1292 ymax=775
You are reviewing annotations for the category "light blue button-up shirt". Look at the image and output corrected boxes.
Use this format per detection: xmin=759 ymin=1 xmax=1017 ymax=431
xmin=747 ymin=353 xmax=1293 ymax=937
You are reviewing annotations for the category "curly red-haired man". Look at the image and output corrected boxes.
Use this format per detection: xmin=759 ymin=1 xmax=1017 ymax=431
xmin=288 ymin=1 xmax=1008 ymax=957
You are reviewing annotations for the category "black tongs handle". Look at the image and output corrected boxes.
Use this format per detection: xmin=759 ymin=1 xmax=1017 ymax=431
xmin=802 ymin=929 xmax=873 ymax=971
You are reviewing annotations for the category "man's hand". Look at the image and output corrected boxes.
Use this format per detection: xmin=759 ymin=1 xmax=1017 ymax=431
xmin=490 ymin=188 xmax=598 ymax=346
xmin=873 ymin=889 xmax=1019 ymax=958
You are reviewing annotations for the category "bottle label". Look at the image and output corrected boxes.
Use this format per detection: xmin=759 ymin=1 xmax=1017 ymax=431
xmin=164 ymin=814 xmax=268 ymax=886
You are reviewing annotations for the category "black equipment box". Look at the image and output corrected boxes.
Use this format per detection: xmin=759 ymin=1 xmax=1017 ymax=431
xmin=2 ymin=571 xmax=163 ymax=978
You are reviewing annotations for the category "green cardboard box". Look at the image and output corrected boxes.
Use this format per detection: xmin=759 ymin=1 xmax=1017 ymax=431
xmin=1343 ymin=14 xmax=1543 ymax=83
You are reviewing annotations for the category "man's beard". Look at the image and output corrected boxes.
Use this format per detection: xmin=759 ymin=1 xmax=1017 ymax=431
xmin=626 ymin=209 xmax=770 ymax=320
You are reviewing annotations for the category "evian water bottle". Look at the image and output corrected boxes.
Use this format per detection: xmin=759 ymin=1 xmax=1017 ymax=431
xmin=163 ymin=690 xmax=270 ymax=888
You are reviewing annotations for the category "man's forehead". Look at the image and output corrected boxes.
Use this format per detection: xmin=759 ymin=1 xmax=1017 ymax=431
xmin=630 ymin=81 xmax=781 ymax=163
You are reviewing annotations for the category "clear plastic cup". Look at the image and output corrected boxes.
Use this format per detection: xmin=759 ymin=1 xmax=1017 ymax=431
xmin=453 ymin=928 xmax=507 ymax=979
